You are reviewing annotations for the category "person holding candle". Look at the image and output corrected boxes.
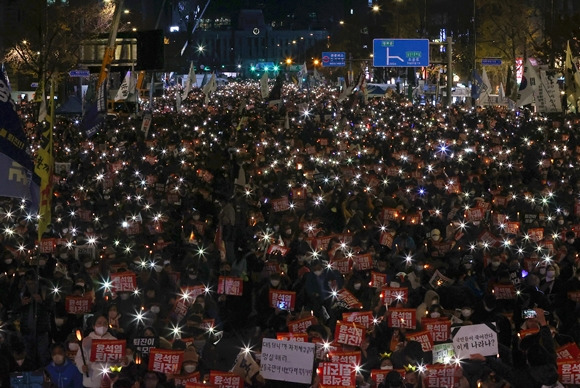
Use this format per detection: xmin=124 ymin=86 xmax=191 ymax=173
xmin=75 ymin=315 xmax=117 ymax=388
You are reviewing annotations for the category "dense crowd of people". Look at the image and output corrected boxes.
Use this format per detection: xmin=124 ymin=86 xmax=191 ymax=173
xmin=1 ymin=75 xmax=580 ymax=388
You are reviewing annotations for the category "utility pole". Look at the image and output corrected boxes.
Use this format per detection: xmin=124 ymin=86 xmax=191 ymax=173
xmin=446 ymin=36 xmax=453 ymax=106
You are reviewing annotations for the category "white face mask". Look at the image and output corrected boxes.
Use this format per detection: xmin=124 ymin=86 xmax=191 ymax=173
xmin=68 ymin=343 xmax=79 ymax=351
xmin=119 ymin=293 xmax=130 ymax=300
xmin=95 ymin=326 xmax=108 ymax=336
xmin=430 ymin=312 xmax=441 ymax=318
xmin=546 ymin=271 xmax=556 ymax=281
xmin=461 ymin=309 xmax=472 ymax=318
xmin=16 ymin=359 xmax=24 ymax=366
xmin=84 ymin=262 xmax=92 ymax=268
xmin=55 ymin=318 xmax=65 ymax=327
xmin=491 ymin=261 xmax=500 ymax=268
xmin=183 ymin=364 xmax=197 ymax=373
xmin=4 ymin=258 xmax=12 ymax=264
xmin=431 ymin=235 xmax=440 ymax=242
xmin=192 ymin=215 xmax=200 ymax=221
xmin=380 ymin=364 xmax=393 ymax=370
xmin=313 ymin=270 xmax=323 ymax=276
xmin=270 ymin=280 xmax=280 ymax=287
xmin=353 ymin=283 xmax=361 ymax=290
xmin=151 ymin=306 xmax=161 ymax=314
xmin=188 ymin=274 xmax=197 ymax=280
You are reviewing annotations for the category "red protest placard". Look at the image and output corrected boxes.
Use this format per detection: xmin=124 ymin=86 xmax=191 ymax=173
xmin=388 ymin=308 xmax=416 ymax=329
xmin=334 ymin=321 xmax=365 ymax=347
xmin=336 ymin=289 xmax=363 ymax=310
xmin=276 ymin=332 xmax=308 ymax=342
xmin=209 ymin=371 xmax=243 ymax=388
xmin=352 ymin=253 xmax=373 ymax=271
xmin=556 ymin=343 xmax=580 ymax=360
xmin=148 ymin=348 xmax=183 ymax=374
xmin=65 ymin=295 xmax=93 ymax=314
xmin=465 ymin=208 xmax=484 ymax=223
xmin=379 ymin=231 xmax=394 ymax=248
xmin=527 ymin=227 xmax=544 ymax=242
xmin=318 ymin=362 xmax=356 ymax=388
xmin=38 ymin=238 xmax=56 ymax=253
xmin=405 ymin=330 xmax=434 ymax=352
xmin=110 ymin=271 xmax=137 ymax=292
xmin=422 ymin=318 xmax=451 ymax=343
xmin=330 ymin=257 xmax=352 ymax=274
xmin=342 ymin=311 xmax=374 ymax=329
xmin=380 ymin=208 xmax=399 ymax=222
xmin=505 ymin=221 xmax=520 ymax=235
xmin=217 ymin=276 xmax=243 ymax=296
xmin=328 ymin=351 xmax=361 ymax=366
xmin=180 ymin=285 xmax=206 ymax=304
xmin=370 ymin=271 xmax=387 ymax=288
xmin=492 ymin=284 xmax=516 ymax=300
xmin=90 ymin=339 xmax=125 ymax=363
xmin=422 ymin=365 xmax=461 ymax=388
xmin=186 ymin=384 xmax=212 ymax=388
xmin=269 ymin=289 xmax=296 ymax=311
xmin=558 ymin=359 xmax=580 ymax=386
xmin=288 ymin=316 xmax=318 ymax=333
xmin=381 ymin=287 xmax=409 ymax=306
xmin=271 ymin=197 xmax=290 ymax=212
xmin=174 ymin=372 xmax=200 ymax=387
xmin=267 ymin=244 xmax=289 ymax=256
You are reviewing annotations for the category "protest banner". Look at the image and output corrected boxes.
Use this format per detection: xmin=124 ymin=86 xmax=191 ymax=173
xmin=405 ymin=330 xmax=434 ymax=352
xmin=148 ymin=348 xmax=183 ymax=374
xmin=268 ymin=289 xmax=296 ymax=311
xmin=381 ymin=286 xmax=408 ymax=305
xmin=133 ymin=337 xmax=156 ymax=355
xmin=422 ymin=365 xmax=461 ymax=388
xmin=334 ymin=321 xmax=365 ymax=347
xmin=556 ymin=343 xmax=580 ymax=360
xmin=288 ymin=316 xmax=318 ymax=333
xmin=451 ymin=323 xmax=498 ymax=359
xmin=110 ymin=271 xmax=137 ymax=292
xmin=492 ymin=284 xmax=516 ymax=299
xmin=90 ymin=339 xmax=125 ymax=363
xmin=422 ymin=318 xmax=451 ymax=342
xmin=276 ymin=332 xmax=308 ymax=342
xmin=271 ymin=197 xmax=290 ymax=212
xmin=342 ymin=311 xmax=374 ymax=329
xmin=558 ymin=359 xmax=580 ymax=385
xmin=317 ymin=362 xmax=355 ymax=388
xmin=65 ymin=295 xmax=93 ymax=314
xmin=217 ymin=276 xmax=243 ymax=296
xmin=352 ymin=253 xmax=373 ymax=271
xmin=174 ymin=372 xmax=200 ymax=387
xmin=209 ymin=371 xmax=243 ymax=388
xmin=388 ymin=308 xmax=416 ymax=329
xmin=267 ymin=244 xmax=289 ymax=256
xmin=336 ymin=289 xmax=363 ymax=309
xmin=327 ymin=351 xmax=361 ymax=366
xmin=432 ymin=343 xmax=456 ymax=364
xmin=260 ymin=338 xmax=315 ymax=384
xmin=370 ymin=271 xmax=387 ymax=288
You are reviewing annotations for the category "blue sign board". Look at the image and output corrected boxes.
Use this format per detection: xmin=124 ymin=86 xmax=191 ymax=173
xmin=321 ymin=52 xmax=346 ymax=67
xmin=69 ymin=69 xmax=90 ymax=77
xmin=373 ymin=39 xmax=429 ymax=67
xmin=481 ymin=58 xmax=502 ymax=66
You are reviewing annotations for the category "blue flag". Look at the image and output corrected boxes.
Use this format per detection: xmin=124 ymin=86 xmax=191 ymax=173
xmin=0 ymin=65 xmax=40 ymax=208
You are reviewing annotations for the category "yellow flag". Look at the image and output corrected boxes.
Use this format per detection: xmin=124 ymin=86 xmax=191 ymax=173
xmin=36 ymin=76 xmax=55 ymax=241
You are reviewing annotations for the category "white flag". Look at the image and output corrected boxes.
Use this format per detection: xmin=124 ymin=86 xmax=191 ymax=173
xmin=536 ymin=67 xmax=562 ymax=113
xmin=115 ymin=71 xmax=132 ymax=101
xmin=516 ymin=59 xmax=538 ymax=107
xmin=260 ymin=71 xmax=269 ymax=99
xmin=479 ymin=68 xmax=492 ymax=106
xmin=182 ymin=61 xmax=195 ymax=99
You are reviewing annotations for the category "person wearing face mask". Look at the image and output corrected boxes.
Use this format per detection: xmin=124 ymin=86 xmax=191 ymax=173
xmin=539 ymin=264 xmax=564 ymax=302
xmin=75 ymin=315 xmax=117 ymax=388
xmin=179 ymin=347 xmax=200 ymax=376
xmin=45 ymin=343 xmax=83 ymax=388
xmin=303 ymin=259 xmax=344 ymax=321
xmin=415 ymin=289 xmax=441 ymax=325
xmin=255 ymin=272 xmax=291 ymax=328
xmin=9 ymin=342 xmax=37 ymax=372
xmin=346 ymin=274 xmax=373 ymax=310
xmin=483 ymin=253 xmax=508 ymax=287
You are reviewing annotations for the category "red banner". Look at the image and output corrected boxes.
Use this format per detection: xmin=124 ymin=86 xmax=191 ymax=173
xmin=327 ymin=351 xmax=361 ymax=366
xmin=90 ymin=339 xmax=125 ymax=363
xmin=352 ymin=253 xmax=373 ymax=271
xmin=180 ymin=286 xmax=206 ymax=304
xmin=174 ymin=372 xmax=200 ymax=387
xmin=276 ymin=332 xmax=308 ymax=342
xmin=334 ymin=321 xmax=365 ymax=347
xmin=217 ymin=276 xmax=243 ymax=296
xmin=422 ymin=365 xmax=461 ymax=388
xmin=209 ymin=371 xmax=243 ymax=388
xmin=379 ymin=232 xmax=394 ymax=248
xmin=342 ymin=311 xmax=374 ymax=329
xmin=268 ymin=289 xmax=296 ymax=311
xmin=267 ymin=244 xmax=289 ymax=256
xmin=405 ymin=330 xmax=434 ymax=352
xmin=38 ymin=238 xmax=56 ymax=253
xmin=318 ymin=362 xmax=356 ymax=388
xmin=65 ymin=295 xmax=93 ymax=314
xmin=370 ymin=271 xmax=387 ymax=288
xmin=556 ymin=343 xmax=580 ymax=360
xmin=492 ymin=284 xmax=516 ymax=299
xmin=558 ymin=359 xmax=580 ymax=386
xmin=271 ymin=197 xmax=290 ymax=212
xmin=388 ymin=308 xmax=416 ymax=329
xmin=371 ymin=370 xmax=406 ymax=387
xmin=527 ymin=227 xmax=544 ymax=242
xmin=110 ymin=271 xmax=137 ymax=292
xmin=422 ymin=318 xmax=451 ymax=343
xmin=336 ymin=289 xmax=362 ymax=309
xmin=330 ymin=258 xmax=352 ymax=274
xmin=288 ymin=316 xmax=318 ymax=333
xmin=381 ymin=286 xmax=409 ymax=305
xmin=148 ymin=348 xmax=183 ymax=374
